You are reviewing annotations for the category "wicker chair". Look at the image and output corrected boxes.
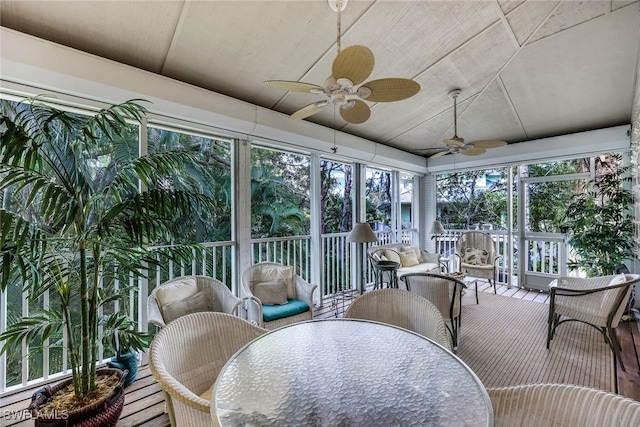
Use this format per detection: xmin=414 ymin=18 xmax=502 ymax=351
xmin=547 ymin=273 xmax=640 ymax=371
xmin=148 ymin=275 xmax=242 ymax=329
xmin=400 ymin=272 xmax=466 ymax=351
xmin=343 ymin=288 xmax=452 ymax=351
xmin=149 ymin=312 xmax=267 ymax=427
xmin=241 ymin=262 xmax=317 ymax=330
xmin=487 ymin=383 xmax=640 ymax=427
xmin=455 ymin=231 xmax=501 ymax=300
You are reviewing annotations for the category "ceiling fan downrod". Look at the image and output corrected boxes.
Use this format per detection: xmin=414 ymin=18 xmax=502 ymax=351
xmin=449 ymin=89 xmax=462 ymax=139
xmin=329 ymin=0 xmax=348 ymax=54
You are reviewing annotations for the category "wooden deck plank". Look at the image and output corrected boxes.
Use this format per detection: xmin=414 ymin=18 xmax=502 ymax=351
xmin=616 ymin=316 xmax=640 ymax=402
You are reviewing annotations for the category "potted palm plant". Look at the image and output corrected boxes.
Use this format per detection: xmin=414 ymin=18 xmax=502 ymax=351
xmin=0 ymin=96 xmax=213 ymax=425
xmin=563 ymin=154 xmax=634 ymax=276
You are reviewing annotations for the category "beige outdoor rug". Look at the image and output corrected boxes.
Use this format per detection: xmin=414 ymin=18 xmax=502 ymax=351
xmin=456 ymin=292 xmax=616 ymax=392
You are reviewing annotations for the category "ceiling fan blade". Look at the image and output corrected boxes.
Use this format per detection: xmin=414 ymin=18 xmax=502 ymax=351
xmin=360 ymin=78 xmax=420 ymax=102
xmin=461 ymin=146 xmax=487 ymax=156
xmin=429 ymin=150 xmax=451 ymax=159
xmin=264 ymin=80 xmax=324 ymax=93
xmin=443 ymin=137 xmax=465 ymax=147
xmin=332 ymin=45 xmax=374 ymax=86
xmin=339 ymin=100 xmax=371 ymax=124
xmin=290 ymin=101 xmax=329 ymax=120
xmin=470 ymin=139 xmax=508 ymax=149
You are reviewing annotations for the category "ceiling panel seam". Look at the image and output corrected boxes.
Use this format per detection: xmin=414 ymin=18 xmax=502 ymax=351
xmin=497 ymin=75 xmax=529 ymax=140
xmin=159 ymin=0 xmax=192 ymax=75
xmin=437 ymin=0 xmax=562 ymax=142
xmin=362 ymin=19 xmax=506 ymax=135
xmin=491 ymin=0 xmax=521 ymax=49
xmin=522 ymin=3 xmax=616 ymax=48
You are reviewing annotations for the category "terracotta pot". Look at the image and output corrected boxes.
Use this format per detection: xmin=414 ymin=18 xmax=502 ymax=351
xmin=28 ymin=368 xmax=127 ymax=427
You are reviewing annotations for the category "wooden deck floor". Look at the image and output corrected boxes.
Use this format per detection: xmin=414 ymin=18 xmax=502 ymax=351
xmin=2 ymin=282 xmax=638 ymax=427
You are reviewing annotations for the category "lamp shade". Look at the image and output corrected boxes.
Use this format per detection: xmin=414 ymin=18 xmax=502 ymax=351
xmin=429 ymin=220 xmax=446 ymax=235
xmin=347 ymin=222 xmax=378 ymax=243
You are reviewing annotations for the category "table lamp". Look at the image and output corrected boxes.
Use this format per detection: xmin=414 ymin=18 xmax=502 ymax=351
xmin=430 ymin=220 xmax=446 ymax=254
xmin=347 ymin=222 xmax=378 ymax=293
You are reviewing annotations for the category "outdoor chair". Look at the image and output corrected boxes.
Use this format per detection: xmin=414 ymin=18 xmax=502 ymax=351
xmin=547 ymin=273 xmax=640 ymax=371
xmin=241 ymin=262 xmax=317 ymax=330
xmin=400 ymin=272 xmax=466 ymax=351
xmin=343 ymin=288 xmax=452 ymax=351
xmin=455 ymin=231 xmax=501 ymax=298
xmin=487 ymin=383 xmax=640 ymax=426
xmin=149 ymin=312 xmax=267 ymax=427
xmin=148 ymin=275 xmax=242 ymax=329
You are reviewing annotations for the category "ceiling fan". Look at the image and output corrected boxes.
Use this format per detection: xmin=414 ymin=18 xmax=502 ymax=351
xmin=430 ymin=89 xmax=507 ymax=159
xmin=263 ymin=0 xmax=420 ymax=125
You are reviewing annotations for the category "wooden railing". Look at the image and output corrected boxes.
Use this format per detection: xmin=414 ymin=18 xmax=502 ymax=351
xmin=2 ymin=227 xmax=571 ymax=394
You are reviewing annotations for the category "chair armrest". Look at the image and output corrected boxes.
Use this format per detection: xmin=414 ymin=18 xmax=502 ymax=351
xmin=219 ymin=292 xmax=243 ymax=316
xmin=369 ymin=248 xmax=389 ymax=262
xmin=550 ymin=281 xmax=634 ymax=302
xmin=244 ymin=296 xmax=263 ymax=326
xmin=147 ymin=297 xmax=166 ymax=329
xmin=295 ymin=276 xmax=318 ymax=308
xmin=161 ymin=377 xmax=211 ymax=413
xmin=420 ymin=250 xmax=440 ymax=264
xmin=551 ymin=276 xmax=629 ymax=296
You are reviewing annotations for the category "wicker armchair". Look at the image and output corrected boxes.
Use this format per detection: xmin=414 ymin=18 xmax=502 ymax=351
xmin=241 ymin=262 xmax=317 ymax=330
xmin=487 ymin=383 xmax=640 ymax=426
xmin=547 ymin=273 xmax=640 ymax=371
xmin=400 ymin=272 xmax=466 ymax=351
xmin=455 ymin=231 xmax=501 ymax=298
xmin=148 ymin=275 xmax=242 ymax=329
xmin=343 ymin=288 xmax=452 ymax=351
xmin=149 ymin=312 xmax=267 ymax=427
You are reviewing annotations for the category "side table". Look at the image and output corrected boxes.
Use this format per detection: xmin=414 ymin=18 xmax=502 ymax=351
xmin=331 ymin=288 xmax=356 ymax=317
xmin=447 ymin=272 xmax=481 ymax=304
xmin=372 ymin=260 xmax=400 ymax=289
xmin=439 ymin=256 xmax=451 ymax=273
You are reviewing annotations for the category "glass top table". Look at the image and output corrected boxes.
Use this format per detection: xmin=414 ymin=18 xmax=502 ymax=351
xmin=212 ymin=319 xmax=493 ymax=426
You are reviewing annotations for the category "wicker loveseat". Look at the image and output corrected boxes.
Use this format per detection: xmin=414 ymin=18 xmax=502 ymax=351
xmin=367 ymin=243 xmax=441 ymax=280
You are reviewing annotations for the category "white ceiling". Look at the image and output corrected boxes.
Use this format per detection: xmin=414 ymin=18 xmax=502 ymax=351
xmin=1 ymin=0 xmax=639 ymax=158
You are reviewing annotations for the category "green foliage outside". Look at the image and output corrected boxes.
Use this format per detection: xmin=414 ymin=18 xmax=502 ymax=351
xmin=437 ymin=170 xmax=509 ymax=229
xmin=435 ymin=156 xmax=633 ymax=276
xmin=0 ymin=97 xmax=214 ymax=396
xmin=563 ymin=154 xmax=634 ymax=276
xmin=251 ymin=147 xmax=309 ymax=238
xmin=365 ymin=168 xmax=392 ymax=228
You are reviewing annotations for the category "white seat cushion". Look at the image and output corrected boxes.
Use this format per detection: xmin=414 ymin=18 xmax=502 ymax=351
xmin=155 ymin=277 xmax=199 ymax=317
xmin=397 ymin=263 xmax=439 ymax=275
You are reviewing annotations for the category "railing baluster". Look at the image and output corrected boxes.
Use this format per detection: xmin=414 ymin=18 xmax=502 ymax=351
xmin=0 ymin=287 xmax=6 ymax=393
xmin=43 ymin=289 xmax=50 ymax=380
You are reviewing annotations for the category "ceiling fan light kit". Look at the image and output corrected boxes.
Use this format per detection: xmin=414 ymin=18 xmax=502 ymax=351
xmin=263 ymin=0 xmax=420 ymax=125
xmin=429 ymin=88 xmax=507 ymax=159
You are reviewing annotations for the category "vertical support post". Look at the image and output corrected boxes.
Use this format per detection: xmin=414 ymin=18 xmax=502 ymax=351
xmin=235 ymin=139 xmax=252 ymax=296
xmin=423 ymin=173 xmax=438 ymax=253
xmin=353 ymin=163 xmax=365 ymax=293
xmin=507 ymin=165 xmax=514 ymax=288
xmin=310 ymin=154 xmax=322 ymax=306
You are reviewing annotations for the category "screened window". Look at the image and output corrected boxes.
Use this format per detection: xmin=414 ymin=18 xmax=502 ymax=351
xmin=147 ymin=126 xmax=232 ymax=242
